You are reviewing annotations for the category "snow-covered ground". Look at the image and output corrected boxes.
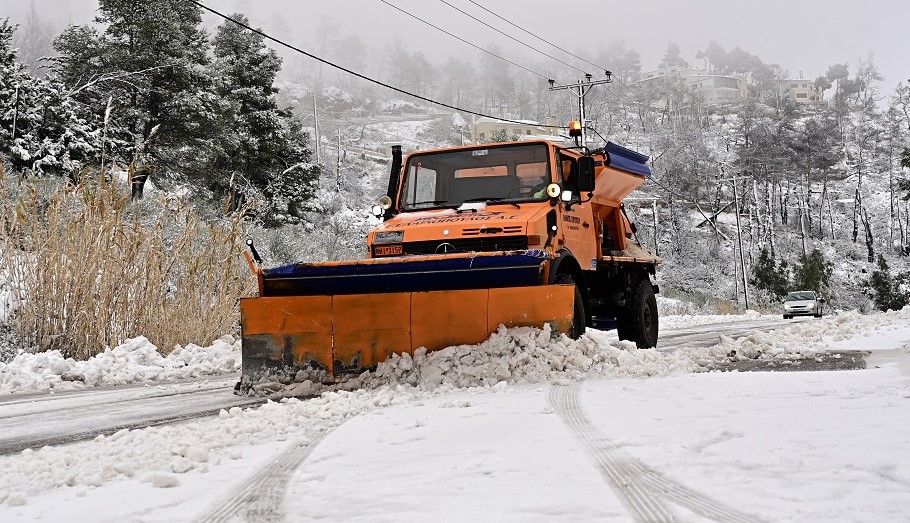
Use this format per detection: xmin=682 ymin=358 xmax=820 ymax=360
xmin=0 ymin=336 xmax=240 ymax=394
xmin=0 ymin=309 xmax=908 ymax=521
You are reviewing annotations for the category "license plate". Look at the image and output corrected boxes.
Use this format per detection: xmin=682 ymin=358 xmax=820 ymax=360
xmin=374 ymin=244 xmax=403 ymax=256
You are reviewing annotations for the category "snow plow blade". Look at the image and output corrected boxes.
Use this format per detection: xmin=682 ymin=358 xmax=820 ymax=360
xmin=239 ymin=251 xmax=574 ymax=385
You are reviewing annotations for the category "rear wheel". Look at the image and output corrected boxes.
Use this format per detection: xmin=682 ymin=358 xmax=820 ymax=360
xmin=556 ymin=274 xmax=586 ymax=339
xmin=783 ymin=315 xmax=791 ymax=319
xmin=619 ymin=278 xmax=658 ymax=348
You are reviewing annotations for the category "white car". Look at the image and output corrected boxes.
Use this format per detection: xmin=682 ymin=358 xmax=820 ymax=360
xmin=783 ymin=291 xmax=825 ymax=319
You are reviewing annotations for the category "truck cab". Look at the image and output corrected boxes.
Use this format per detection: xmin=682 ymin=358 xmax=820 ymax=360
xmin=368 ymin=139 xmax=661 ymax=347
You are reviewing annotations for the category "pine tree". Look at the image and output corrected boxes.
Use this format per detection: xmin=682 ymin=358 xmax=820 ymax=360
xmin=0 ymin=19 xmax=30 ymax=150
xmin=868 ymin=255 xmax=910 ymax=311
xmin=52 ymin=0 xmax=223 ymax=183
xmin=899 ymin=147 xmax=910 ymax=198
xmin=1 ymin=19 xmax=99 ymax=175
xmin=659 ymin=42 xmax=688 ymax=69
xmin=793 ymin=249 xmax=833 ymax=296
xmin=210 ymin=14 xmax=319 ymax=224
xmin=751 ymin=247 xmax=790 ymax=298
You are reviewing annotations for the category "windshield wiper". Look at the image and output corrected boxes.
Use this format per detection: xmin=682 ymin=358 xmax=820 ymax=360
xmin=411 ymin=200 xmax=454 ymax=208
xmin=460 ymin=197 xmax=520 ymax=209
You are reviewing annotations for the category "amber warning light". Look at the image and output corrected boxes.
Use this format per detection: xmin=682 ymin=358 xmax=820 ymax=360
xmin=568 ymin=120 xmax=582 ymax=137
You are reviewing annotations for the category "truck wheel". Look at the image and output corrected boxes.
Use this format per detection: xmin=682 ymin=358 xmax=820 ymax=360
xmin=556 ymin=274 xmax=586 ymax=339
xmin=619 ymin=279 xmax=658 ymax=348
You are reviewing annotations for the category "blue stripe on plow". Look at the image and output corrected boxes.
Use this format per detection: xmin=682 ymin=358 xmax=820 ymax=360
xmin=261 ymin=252 xmax=548 ymax=296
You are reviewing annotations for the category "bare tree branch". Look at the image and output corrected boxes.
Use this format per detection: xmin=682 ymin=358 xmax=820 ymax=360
xmin=67 ymin=63 xmax=180 ymax=97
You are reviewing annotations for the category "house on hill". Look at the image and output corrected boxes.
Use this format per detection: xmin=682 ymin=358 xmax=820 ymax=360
xmin=470 ymin=115 xmax=563 ymax=144
xmin=779 ymin=75 xmax=822 ymax=103
xmin=636 ymin=66 xmax=747 ymax=106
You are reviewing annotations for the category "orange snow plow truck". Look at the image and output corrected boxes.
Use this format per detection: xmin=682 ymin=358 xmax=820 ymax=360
xmin=239 ymin=135 xmax=660 ymax=387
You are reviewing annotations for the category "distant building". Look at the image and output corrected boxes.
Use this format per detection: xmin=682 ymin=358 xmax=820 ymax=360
xmin=779 ymin=76 xmax=822 ymax=103
xmin=687 ymin=74 xmax=747 ymax=104
xmin=636 ymin=66 xmax=747 ymax=106
xmin=638 ymin=66 xmax=700 ymax=82
xmin=470 ymin=115 xmax=562 ymax=144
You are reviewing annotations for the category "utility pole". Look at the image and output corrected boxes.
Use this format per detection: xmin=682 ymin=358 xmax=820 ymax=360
xmin=652 ymin=199 xmax=659 ymax=257
xmin=335 ymin=129 xmax=341 ymax=190
xmin=732 ymin=178 xmax=749 ymax=310
xmin=313 ymin=92 xmax=320 ymax=163
xmin=11 ymin=84 xmax=20 ymax=141
xmin=720 ymin=175 xmax=751 ymax=310
xmin=548 ymin=72 xmax=612 ymax=147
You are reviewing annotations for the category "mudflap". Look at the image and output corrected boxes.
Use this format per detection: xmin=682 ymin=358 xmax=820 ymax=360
xmin=239 ymin=285 xmax=575 ymax=387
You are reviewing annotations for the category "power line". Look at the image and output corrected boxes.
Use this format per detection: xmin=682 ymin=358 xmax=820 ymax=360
xmin=438 ymin=0 xmax=589 ymax=76
xmin=465 ymin=1 xmax=643 ymax=103
xmin=189 ymin=0 xmax=562 ymax=128
xmin=378 ymin=0 xmax=552 ymax=81
xmin=466 ymin=0 xmax=607 ymax=73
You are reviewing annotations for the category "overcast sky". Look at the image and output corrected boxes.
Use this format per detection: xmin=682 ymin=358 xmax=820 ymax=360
xmin=2 ymin=0 xmax=908 ymax=91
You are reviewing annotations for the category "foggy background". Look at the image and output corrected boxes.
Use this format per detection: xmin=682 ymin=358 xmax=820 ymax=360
xmin=2 ymin=0 xmax=907 ymax=90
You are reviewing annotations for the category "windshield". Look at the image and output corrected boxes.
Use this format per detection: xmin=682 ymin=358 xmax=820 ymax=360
xmin=400 ymin=144 xmax=550 ymax=210
xmin=786 ymin=291 xmax=816 ymax=301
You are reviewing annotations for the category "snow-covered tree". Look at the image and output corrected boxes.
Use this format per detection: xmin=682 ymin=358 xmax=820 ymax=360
xmin=658 ymin=42 xmax=688 ymax=69
xmin=0 ymin=19 xmax=99 ymax=176
xmin=210 ymin=14 xmax=319 ymax=224
xmin=52 ymin=0 xmax=223 ymax=184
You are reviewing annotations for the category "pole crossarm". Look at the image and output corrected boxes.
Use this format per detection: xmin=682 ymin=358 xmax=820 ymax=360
xmin=548 ymin=77 xmax=612 ymax=147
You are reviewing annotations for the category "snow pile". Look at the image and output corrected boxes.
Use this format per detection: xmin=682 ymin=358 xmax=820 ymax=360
xmin=364 ymin=325 xmax=697 ymax=388
xmin=276 ymin=308 xmax=910 ymax=397
xmin=0 ymin=336 xmax=240 ymax=394
xmin=656 ymin=296 xmax=699 ymax=315
xmin=269 ymin=325 xmax=700 ymax=398
xmin=706 ymin=308 xmax=910 ymax=362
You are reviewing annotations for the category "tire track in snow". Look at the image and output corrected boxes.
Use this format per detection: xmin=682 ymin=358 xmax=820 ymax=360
xmin=195 ymin=425 xmax=341 ymax=523
xmin=549 ymin=383 xmax=762 ymax=523
xmin=0 ymin=378 xmax=263 ymax=455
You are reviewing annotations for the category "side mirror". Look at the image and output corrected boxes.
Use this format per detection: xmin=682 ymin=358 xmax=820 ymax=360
xmin=577 ymin=156 xmax=596 ymax=193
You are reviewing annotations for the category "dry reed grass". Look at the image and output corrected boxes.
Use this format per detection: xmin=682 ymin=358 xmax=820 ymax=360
xmin=0 ymin=165 xmax=255 ymax=359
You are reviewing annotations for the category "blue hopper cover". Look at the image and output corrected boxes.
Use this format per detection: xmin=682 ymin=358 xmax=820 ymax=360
xmin=605 ymin=142 xmax=651 ymax=178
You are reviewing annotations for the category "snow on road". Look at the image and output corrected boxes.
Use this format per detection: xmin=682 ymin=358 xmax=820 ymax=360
xmin=0 ymin=308 xmax=908 ymax=522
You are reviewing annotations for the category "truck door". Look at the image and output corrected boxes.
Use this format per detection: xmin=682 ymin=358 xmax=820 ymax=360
xmin=557 ymin=153 xmax=598 ymax=270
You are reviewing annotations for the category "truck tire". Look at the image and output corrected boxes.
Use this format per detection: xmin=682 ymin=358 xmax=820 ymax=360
xmin=619 ymin=279 xmax=658 ymax=348
xmin=556 ymin=274 xmax=586 ymax=339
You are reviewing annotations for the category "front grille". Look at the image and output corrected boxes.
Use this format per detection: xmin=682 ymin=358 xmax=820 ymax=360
xmin=463 ymin=225 xmax=524 ymax=236
xmin=402 ymin=235 xmax=527 ymax=255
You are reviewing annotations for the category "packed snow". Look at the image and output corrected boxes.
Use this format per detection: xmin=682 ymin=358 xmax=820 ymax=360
xmin=0 ymin=336 xmax=240 ymax=394
xmin=0 ymin=308 xmax=908 ymax=521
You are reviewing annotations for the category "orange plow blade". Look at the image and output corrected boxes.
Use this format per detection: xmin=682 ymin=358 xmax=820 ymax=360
xmin=239 ymin=285 xmax=575 ymax=384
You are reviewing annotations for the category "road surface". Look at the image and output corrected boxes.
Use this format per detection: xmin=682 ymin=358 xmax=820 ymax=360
xmin=0 ymin=377 xmax=262 ymax=455
xmin=0 ymin=316 xmax=863 ymax=455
